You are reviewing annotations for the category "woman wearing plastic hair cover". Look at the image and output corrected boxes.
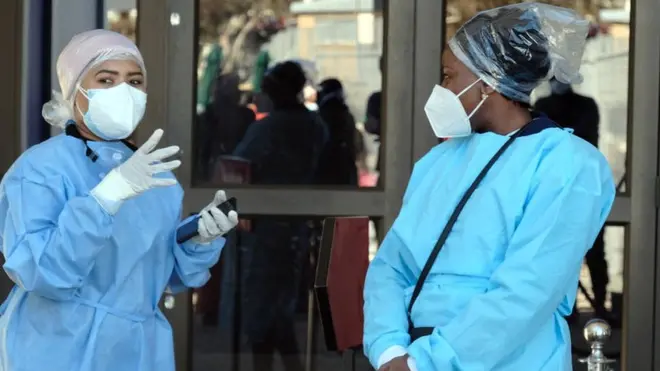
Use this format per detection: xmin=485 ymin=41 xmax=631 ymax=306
xmin=0 ymin=30 xmax=238 ymax=370
xmin=363 ymin=3 xmax=615 ymax=371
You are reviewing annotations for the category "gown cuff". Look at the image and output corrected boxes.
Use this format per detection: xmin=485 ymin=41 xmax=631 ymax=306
xmin=376 ymin=345 xmax=418 ymax=371
xmin=90 ymin=170 xmax=131 ymax=215
xmin=377 ymin=345 xmax=407 ymax=369
xmin=407 ymin=356 xmax=418 ymax=371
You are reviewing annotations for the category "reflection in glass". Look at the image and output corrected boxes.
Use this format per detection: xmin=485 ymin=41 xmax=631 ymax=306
xmin=571 ymin=225 xmax=624 ymax=368
xmin=105 ymin=1 xmax=137 ymax=42
xmin=191 ymin=214 xmax=378 ymax=371
xmin=530 ymin=6 xmax=630 ymax=192
xmin=193 ymin=0 xmax=384 ymax=188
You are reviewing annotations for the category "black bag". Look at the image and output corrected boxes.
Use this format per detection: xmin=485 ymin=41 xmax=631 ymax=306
xmin=407 ymin=127 xmax=528 ymax=341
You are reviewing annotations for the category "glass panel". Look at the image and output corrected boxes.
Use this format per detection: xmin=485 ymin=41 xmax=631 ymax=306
xmin=533 ymin=25 xmax=630 ymax=194
xmin=191 ymin=214 xmax=378 ymax=370
xmin=571 ymin=224 xmax=624 ymax=369
xmin=193 ymin=0 xmax=384 ymax=188
xmin=445 ymin=1 xmax=630 ymax=194
xmin=104 ymin=0 xmax=138 ymax=42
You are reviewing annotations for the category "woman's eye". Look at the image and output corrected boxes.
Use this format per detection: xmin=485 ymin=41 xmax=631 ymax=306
xmin=130 ymin=80 xmax=143 ymax=86
xmin=97 ymin=78 xmax=113 ymax=85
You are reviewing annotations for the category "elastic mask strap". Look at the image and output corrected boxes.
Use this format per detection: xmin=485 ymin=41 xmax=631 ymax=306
xmin=78 ymin=85 xmax=90 ymax=100
xmin=75 ymin=85 xmax=89 ymax=119
xmin=457 ymin=78 xmax=482 ymax=97
xmin=458 ymin=78 xmax=488 ymax=120
xmin=467 ymin=93 xmax=489 ymax=119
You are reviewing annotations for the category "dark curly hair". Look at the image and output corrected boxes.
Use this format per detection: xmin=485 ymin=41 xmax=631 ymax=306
xmin=261 ymin=61 xmax=307 ymax=108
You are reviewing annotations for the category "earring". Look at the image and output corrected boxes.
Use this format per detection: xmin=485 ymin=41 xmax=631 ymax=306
xmin=481 ymin=93 xmax=489 ymax=100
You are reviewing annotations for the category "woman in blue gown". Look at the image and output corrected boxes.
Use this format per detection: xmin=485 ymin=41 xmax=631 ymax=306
xmin=364 ymin=4 xmax=616 ymax=371
xmin=0 ymin=30 xmax=238 ymax=370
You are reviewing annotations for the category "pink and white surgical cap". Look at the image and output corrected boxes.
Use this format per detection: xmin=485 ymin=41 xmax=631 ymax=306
xmin=42 ymin=29 xmax=146 ymax=128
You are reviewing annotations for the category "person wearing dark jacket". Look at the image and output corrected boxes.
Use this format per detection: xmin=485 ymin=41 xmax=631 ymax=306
xmin=316 ymin=78 xmax=359 ymax=185
xmin=233 ymin=61 xmax=327 ymax=371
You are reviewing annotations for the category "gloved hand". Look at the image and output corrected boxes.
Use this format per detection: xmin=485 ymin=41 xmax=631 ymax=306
xmin=91 ymin=129 xmax=181 ymax=215
xmin=192 ymin=190 xmax=239 ymax=245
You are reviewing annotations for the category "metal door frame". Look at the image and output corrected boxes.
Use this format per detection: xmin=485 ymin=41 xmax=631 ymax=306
xmin=138 ymin=0 xmax=417 ymax=369
xmin=0 ymin=0 xmax=24 ymax=301
xmin=629 ymin=0 xmax=660 ymax=368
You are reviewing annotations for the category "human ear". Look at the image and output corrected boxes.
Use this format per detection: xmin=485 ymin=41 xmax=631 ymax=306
xmin=481 ymin=82 xmax=496 ymax=97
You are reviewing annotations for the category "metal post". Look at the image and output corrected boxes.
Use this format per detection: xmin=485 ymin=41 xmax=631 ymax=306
xmin=342 ymin=348 xmax=357 ymax=371
xmin=579 ymin=318 xmax=616 ymax=371
xmin=232 ymin=231 xmax=242 ymax=371
xmin=305 ymin=236 xmax=319 ymax=371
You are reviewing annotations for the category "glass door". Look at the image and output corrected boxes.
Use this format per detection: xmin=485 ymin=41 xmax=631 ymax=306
xmin=136 ymin=0 xmax=660 ymax=369
xmin=138 ymin=0 xmax=417 ymax=370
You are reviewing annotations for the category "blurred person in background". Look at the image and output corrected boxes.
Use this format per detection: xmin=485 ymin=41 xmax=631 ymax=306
xmin=315 ymin=78 xmax=359 ymax=186
xmin=363 ymin=4 xmax=614 ymax=371
xmin=0 ymin=30 xmax=238 ymax=371
xmin=365 ymin=56 xmax=383 ymax=138
xmin=535 ymin=77 xmax=608 ymax=322
xmin=233 ymin=61 xmax=327 ymax=371
xmin=365 ymin=56 xmax=383 ymax=174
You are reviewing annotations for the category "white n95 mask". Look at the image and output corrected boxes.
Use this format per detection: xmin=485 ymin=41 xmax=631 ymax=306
xmin=78 ymin=83 xmax=147 ymax=140
xmin=424 ymin=78 xmax=488 ymax=138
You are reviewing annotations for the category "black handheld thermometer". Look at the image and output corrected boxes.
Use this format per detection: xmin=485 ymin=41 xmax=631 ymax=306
xmin=176 ymin=197 xmax=237 ymax=244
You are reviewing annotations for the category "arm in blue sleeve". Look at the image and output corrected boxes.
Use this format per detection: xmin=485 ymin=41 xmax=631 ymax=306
xmin=170 ymin=214 xmax=226 ymax=291
xmin=363 ymin=146 xmax=441 ymax=368
xmin=1 ymin=176 xmax=114 ymax=300
xmin=407 ymin=160 xmax=616 ymax=370
xmin=363 ymin=143 xmax=452 ymax=368
xmin=363 ymin=229 xmax=414 ymax=368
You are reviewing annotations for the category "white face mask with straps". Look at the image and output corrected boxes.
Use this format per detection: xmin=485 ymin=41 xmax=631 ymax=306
xmin=77 ymin=83 xmax=147 ymax=140
xmin=424 ymin=78 xmax=489 ymax=138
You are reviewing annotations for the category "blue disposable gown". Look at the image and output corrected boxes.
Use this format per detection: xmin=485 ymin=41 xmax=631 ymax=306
xmin=0 ymin=133 xmax=225 ymax=371
xmin=363 ymin=117 xmax=615 ymax=371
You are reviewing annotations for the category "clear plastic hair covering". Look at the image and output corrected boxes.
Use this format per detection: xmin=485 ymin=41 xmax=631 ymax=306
xmin=448 ymin=2 xmax=589 ymax=103
xmin=42 ymin=29 xmax=146 ymax=128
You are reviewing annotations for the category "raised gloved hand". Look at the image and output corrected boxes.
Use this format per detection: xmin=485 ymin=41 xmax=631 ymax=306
xmin=91 ymin=129 xmax=181 ymax=215
xmin=192 ymin=190 xmax=239 ymax=245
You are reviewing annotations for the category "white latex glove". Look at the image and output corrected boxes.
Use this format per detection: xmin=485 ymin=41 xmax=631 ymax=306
xmin=91 ymin=129 xmax=181 ymax=215
xmin=192 ymin=190 xmax=239 ymax=245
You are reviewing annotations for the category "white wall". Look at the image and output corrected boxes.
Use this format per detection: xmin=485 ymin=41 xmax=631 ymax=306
xmin=105 ymin=0 xmax=136 ymax=12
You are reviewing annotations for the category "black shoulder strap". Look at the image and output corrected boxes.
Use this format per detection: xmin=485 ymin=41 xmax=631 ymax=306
xmin=406 ymin=127 xmax=527 ymax=325
xmin=65 ymin=124 xmax=99 ymax=162
xmin=65 ymin=123 xmax=138 ymax=163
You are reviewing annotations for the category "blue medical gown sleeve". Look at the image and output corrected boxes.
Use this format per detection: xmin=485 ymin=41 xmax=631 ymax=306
xmin=363 ymin=230 xmax=414 ymax=367
xmin=362 ymin=146 xmax=445 ymax=367
xmin=170 ymin=214 xmax=226 ymax=293
xmin=407 ymin=160 xmax=616 ymax=370
xmin=1 ymin=176 xmax=114 ymax=300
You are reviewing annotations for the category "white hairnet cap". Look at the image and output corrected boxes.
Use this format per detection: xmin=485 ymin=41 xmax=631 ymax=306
xmin=42 ymin=29 xmax=146 ymax=128
xmin=448 ymin=2 xmax=589 ymax=103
